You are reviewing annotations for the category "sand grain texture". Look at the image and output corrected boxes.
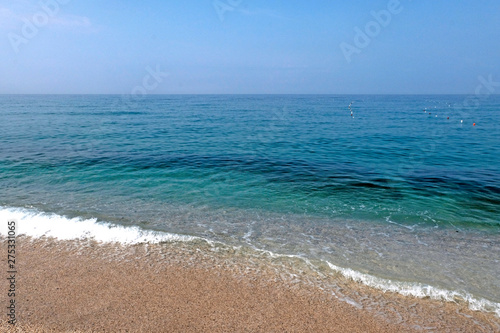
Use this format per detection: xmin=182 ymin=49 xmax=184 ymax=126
xmin=1 ymin=237 xmax=498 ymax=332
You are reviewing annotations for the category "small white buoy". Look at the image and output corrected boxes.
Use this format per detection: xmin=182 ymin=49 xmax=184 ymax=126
xmin=461 ymin=120 xmax=463 ymax=123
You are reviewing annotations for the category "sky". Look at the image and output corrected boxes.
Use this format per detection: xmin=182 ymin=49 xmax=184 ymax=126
xmin=0 ymin=0 xmax=499 ymax=94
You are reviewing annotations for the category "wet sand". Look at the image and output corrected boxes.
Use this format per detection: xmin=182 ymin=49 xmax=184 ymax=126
xmin=1 ymin=237 xmax=498 ymax=332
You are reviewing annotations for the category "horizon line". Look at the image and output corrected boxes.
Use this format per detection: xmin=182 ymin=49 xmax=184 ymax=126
xmin=2 ymin=93 xmax=499 ymax=96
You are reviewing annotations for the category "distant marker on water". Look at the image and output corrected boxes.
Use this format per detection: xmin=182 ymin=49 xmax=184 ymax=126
xmin=419 ymin=107 xmax=480 ymax=127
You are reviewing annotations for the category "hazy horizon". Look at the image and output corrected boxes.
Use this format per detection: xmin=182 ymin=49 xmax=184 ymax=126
xmin=1 ymin=0 xmax=499 ymax=95
xmin=2 ymin=93 xmax=500 ymax=96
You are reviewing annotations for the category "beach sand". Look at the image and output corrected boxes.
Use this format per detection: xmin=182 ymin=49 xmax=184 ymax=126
xmin=1 ymin=237 xmax=498 ymax=332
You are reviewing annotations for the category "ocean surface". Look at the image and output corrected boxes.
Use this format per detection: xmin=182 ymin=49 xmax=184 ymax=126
xmin=1 ymin=94 xmax=499 ymax=316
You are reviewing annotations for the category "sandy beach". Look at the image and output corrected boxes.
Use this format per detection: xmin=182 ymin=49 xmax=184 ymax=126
xmin=1 ymin=237 xmax=498 ymax=332
xmin=2 ymin=0 xmax=500 ymax=328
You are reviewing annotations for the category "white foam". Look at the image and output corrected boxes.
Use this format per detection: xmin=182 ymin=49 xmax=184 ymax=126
xmin=0 ymin=206 xmax=197 ymax=244
xmin=1 ymin=206 xmax=499 ymax=317
xmin=326 ymin=261 xmax=500 ymax=317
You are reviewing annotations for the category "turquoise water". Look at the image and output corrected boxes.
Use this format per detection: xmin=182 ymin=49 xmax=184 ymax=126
xmin=1 ymin=95 xmax=499 ymax=312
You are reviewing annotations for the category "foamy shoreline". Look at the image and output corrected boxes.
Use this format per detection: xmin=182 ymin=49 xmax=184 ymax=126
xmin=2 ymin=206 xmax=499 ymax=317
xmin=1 ymin=206 xmax=500 ymax=331
xmin=1 ymin=236 xmax=498 ymax=332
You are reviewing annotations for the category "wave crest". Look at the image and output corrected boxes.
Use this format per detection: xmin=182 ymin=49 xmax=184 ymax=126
xmin=0 ymin=206 xmax=196 ymax=244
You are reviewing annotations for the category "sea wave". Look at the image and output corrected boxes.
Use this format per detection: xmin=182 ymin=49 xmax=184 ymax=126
xmin=0 ymin=206 xmax=197 ymax=244
xmin=1 ymin=205 xmax=499 ymax=318
xmin=326 ymin=261 xmax=500 ymax=317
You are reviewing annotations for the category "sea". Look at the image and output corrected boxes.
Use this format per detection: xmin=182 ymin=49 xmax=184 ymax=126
xmin=1 ymin=94 xmax=499 ymax=318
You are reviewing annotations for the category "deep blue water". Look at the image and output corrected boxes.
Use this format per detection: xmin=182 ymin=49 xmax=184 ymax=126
xmin=1 ymin=94 xmax=499 ymax=310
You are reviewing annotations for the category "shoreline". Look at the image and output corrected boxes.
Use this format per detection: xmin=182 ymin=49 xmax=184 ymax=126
xmin=1 ymin=237 xmax=499 ymax=332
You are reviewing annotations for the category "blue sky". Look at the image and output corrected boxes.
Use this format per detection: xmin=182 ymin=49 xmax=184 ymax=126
xmin=1 ymin=0 xmax=499 ymax=94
